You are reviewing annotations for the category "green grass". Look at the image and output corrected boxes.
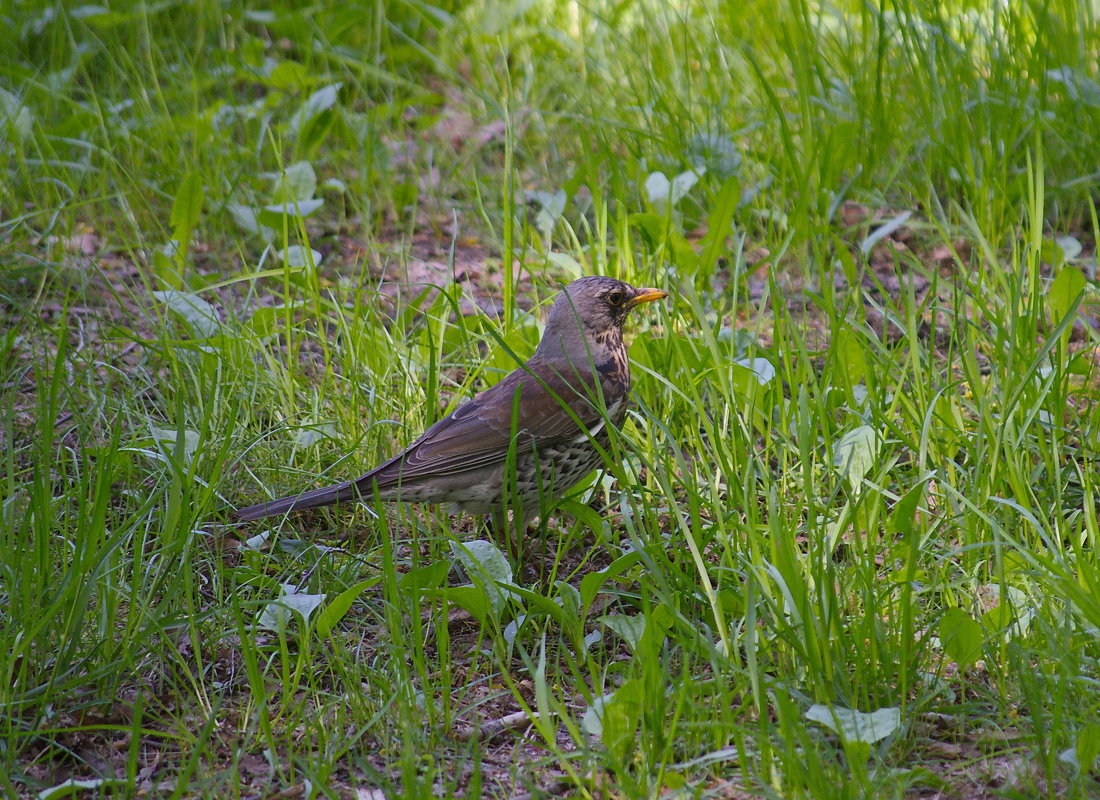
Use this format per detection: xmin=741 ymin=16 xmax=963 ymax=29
xmin=3 ymin=0 xmax=1100 ymax=797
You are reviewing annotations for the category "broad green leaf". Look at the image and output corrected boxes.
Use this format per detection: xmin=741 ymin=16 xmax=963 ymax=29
xmin=268 ymin=60 xmax=310 ymax=90
xmin=582 ymin=693 xmax=609 ymax=736
xmin=150 ymin=426 xmax=200 ymax=466
xmin=806 ymin=704 xmax=901 ymax=744
xmin=994 ymin=587 xmax=1036 ymax=637
xmin=227 ymin=203 xmax=260 ymax=235
xmin=833 ymin=233 xmax=860 ymax=286
xmin=638 ymin=603 xmax=675 ymax=661
xmin=277 ymin=161 xmax=317 ymax=203
xmin=503 ymin=614 xmax=527 ymax=645
xmin=0 ymin=87 xmax=33 ymax=140
xmin=162 ymin=172 xmax=203 ymax=285
xmin=280 ymin=592 xmax=326 ymax=623
xmin=689 ymin=133 xmax=741 ymax=178
xmin=451 ymin=539 xmax=513 ymax=585
xmin=580 ymin=550 xmax=644 ymax=616
xmin=629 ymin=212 xmax=669 ymax=249
xmin=1076 ymin=722 xmax=1100 ymax=771
xmin=531 ymin=638 xmax=556 ymax=741
xmin=152 ymin=290 xmax=221 ymax=338
xmin=546 ymin=251 xmax=584 ymax=278
xmin=603 ymin=677 xmax=645 ymax=757
xmin=241 ymin=530 xmax=271 ymax=551
xmin=1056 ymin=234 xmax=1083 ymax=261
xmin=170 ymin=172 xmax=204 ymax=236
xmin=728 ymin=359 xmax=777 ymax=413
xmin=397 ymin=560 xmax=450 ymax=594
xmin=258 ymin=198 xmax=324 ymax=228
xmin=247 ymin=302 xmax=300 ymax=337
xmin=444 ymin=585 xmax=492 ymax=625
xmin=554 ymin=499 xmax=604 ymax=533
xmin=451 ymin=539 xmax=513 ymax=621
xmin=697 ymin=175 xmax=741 ymax=274
xmin=734 ymin=357 xmax=776 ymax=386
xmin=315 ymin=577 xmax=380 ymax=638
xmin=583 ymin=679 xmax=645 ymax=762
xmin=938 ymin=607 xmax=983 ymax=669
xmin=38 ymin=777 xmax=125 ymax=800
xmin=670 ymin=168 xmax=703 ymax=203
xmin=289 ymin=83 xmax=341 ymax=136
xmin=258 ymin=587 xmax=326 ymax=632
xmin=625 ymin=213 xmax=698 ymax=267
xmin=982 ymin=598 xmax=1021 ymax=638
xmin=833 ymin=425 xmax=879 ymax=492
xmin=599 ymin=613 xmax=646 ymax=651
xmin=292 ymin=424 xmax=336 ymax=447
xmin=153 ymin=240 xmax=182 ymax=288
xmin=276 ymin=538 xmax=322 ymax=557
xmin=645 ymin=172 xmax=671 ymax=205
xmin=530 ymin=189 xmax=566 ymax=237
xmin=1048 ymin=265 xmax=1086 ymax=339
xmin=1067 ymin=351 xmax=1094 ymax=375
xmin=1037 ymin=235 xmax=1082 ymax=267
xmin=279 ymin=245 xmax=322 ymax=269
xmin=556 ymin=580 xmax=580 ymax=618
xmin=886 ymin=481 xmax=925 ymax=538
xmin=646 ymin=168 xmax=702 ymax=211
xmin=834 ymin=327 xmax=867 ymax=385
xmin=503 ymin=584 xmax=566 ymax=625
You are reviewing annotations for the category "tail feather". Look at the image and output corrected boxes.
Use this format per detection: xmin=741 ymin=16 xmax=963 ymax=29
xmin=235 ymin=450 xmax=411 ymax=522
xmin=235 ymin=479 xmax=365 ymax=522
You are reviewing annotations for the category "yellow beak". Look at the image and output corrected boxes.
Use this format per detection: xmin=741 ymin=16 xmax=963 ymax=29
xmin=626 ymin=288 xmax=669 ymax=307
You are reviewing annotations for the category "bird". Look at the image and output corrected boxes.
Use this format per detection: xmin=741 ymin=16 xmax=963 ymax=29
xmin=235 ymin=276 xmax=668 ymax=535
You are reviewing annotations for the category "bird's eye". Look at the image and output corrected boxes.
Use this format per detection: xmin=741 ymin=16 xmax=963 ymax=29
xmin=607 ymin=290 xmax=624 ymax=306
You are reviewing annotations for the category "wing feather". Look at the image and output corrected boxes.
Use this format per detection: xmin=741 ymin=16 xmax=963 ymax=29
xmin=363 ymin=357 xmax=611 ymax=488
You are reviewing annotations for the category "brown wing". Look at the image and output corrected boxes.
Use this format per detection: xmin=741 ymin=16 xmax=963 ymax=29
xmin=234 ymin=356 xmax=614 ymax=521
xmin=363 ymin=356 xmax=609 ymax=487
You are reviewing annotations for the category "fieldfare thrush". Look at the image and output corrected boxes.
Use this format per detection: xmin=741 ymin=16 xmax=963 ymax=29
xmin=235 ymin=276 xmax=667 ymax=528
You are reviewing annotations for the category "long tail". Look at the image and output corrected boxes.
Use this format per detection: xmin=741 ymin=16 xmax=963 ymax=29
xmin=235 ymin=478 xmax=366 ymax=522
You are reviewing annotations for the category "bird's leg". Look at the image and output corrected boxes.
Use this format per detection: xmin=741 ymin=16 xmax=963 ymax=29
xmin=488 ymin=508 xmax=515 ymax=562
xmin=523 ymin=510 xmax=552 ymax=586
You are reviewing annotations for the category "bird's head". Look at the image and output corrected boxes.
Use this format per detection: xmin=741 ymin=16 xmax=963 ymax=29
xmin=536 ymin=276 xmax=667 ymax=362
